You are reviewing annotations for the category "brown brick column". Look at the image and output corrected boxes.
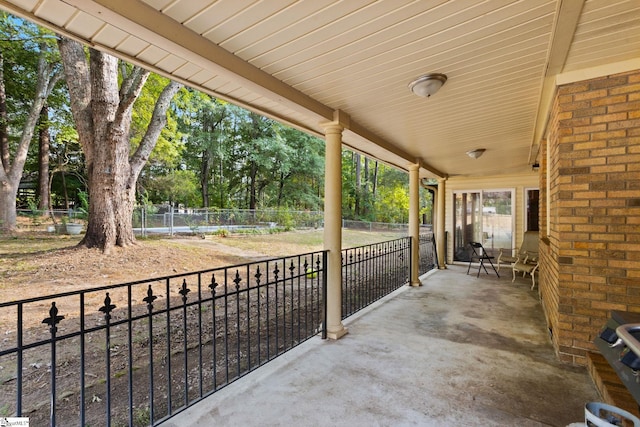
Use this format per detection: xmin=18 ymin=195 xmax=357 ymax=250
xmin=542 ymin=70 xmax=640 ymax=365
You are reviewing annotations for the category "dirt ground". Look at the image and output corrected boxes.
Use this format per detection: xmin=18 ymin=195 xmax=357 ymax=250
xmin=0 ymin=224 xmax=402 ymax=302
xmin=0 ymin=223 xmax=405 ymax=425
xmin=0 ymin=231 xmax=314 ymax=302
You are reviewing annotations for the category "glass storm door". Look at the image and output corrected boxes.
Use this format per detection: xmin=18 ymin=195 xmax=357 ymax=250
xmin=453 ymin=190 xmax=513 ymax=261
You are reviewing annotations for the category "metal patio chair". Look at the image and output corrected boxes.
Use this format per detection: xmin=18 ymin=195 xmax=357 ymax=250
xmin=466 ymin=241 xmax=499 ymax=278
xmin=512 ymin=251 xmax=539 ymax=290
xmin=497 ymin=231 xmax=538 ymax=272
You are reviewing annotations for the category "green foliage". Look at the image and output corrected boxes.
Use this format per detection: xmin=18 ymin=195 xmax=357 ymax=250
xmin=0 ymin=14 xmax=64 ymax=179
xmin=75 ymin=190 xmax=89 ymax=219
xmin=26 ymin=199 xmax=43 ymax=225
xmin=170 ymin=96 xmax=324 ymax=211
xmin=173 ymin=90 xmax=233 ymax=207
xmin=2 ymin=13 xmax=423 ymax=226
xmin=131 ymin=73 xmax=184 ymax=169
xmin=274 ymin=209 xmax=294 ymax=231
xmin=376 ymin=185 xmax=409 ymax=224
xmin=0 ymin=403 xmax=10 ymax=417
xmin=133 ymin=406 xmax=151 ymax=427
xmin=144 ymin=169 xmax=201 ymax=206
xmin=0 ymin=14 xmax=60 ymax=118
xmin=420 ymin=200 xmax=433 ymax=223
xmin=271 ymin=125 xmax=324 ymax=209
xmin=214 ymin=227 xmax=230 ymax=237
xmin=341 ymin=150 xmax=415 ymax=223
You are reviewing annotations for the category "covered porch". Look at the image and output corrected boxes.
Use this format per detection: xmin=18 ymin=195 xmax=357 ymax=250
xmin=164 ymin=265 xmax=599 ymax=427
xmin=3 ymin=0 xmax=640 ymax=368
xmin=1 ymin=1 xmax=639 ymax=424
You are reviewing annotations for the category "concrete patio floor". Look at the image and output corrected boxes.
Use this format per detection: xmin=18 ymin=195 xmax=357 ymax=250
xmin=162 ymin=264 xmax=600 ymax=427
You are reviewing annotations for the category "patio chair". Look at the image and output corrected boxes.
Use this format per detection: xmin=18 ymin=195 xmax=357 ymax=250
xmin=466 ymin=242 xmax=499 ymax=278
xmin=512 ymin=251 xmax=539 ymax=290
xmin=497 ymin=231 xmax=538 ymax=272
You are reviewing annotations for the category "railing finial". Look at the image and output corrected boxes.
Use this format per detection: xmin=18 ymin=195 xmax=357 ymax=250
xmin=42 ymin=302 xmax=65 ymax=332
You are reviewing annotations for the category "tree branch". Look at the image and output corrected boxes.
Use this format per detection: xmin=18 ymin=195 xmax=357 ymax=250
xmin=7 ymin=44 xmax=61 ymax=183
xmin=116 ymin=65 xmax=149 ymax=124
xmin=128 ymin=80 xmax=183 ymax=187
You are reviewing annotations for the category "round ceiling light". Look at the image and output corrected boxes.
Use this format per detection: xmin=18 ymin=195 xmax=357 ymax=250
xmin=408 ymin=73 xmax=447 ymax=98
xmin=466 ymin=148 xmax=486 ymax=159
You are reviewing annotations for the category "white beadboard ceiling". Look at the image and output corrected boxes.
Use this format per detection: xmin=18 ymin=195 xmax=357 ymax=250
xmin=1 ymin=0 xmax=639 ymax=179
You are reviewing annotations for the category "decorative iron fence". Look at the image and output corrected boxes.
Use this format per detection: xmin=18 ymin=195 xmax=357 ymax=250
xmin=0 ymin=234 xmax=439 ymax=426
xmin=341 ymin=237 xmax=412 ymax=319
xmin=0 ymin=251 xmax=327 ymax=426
xmin=340 ymin=234 xmax=437 ymax=319
xmin=419 ymin=232 xmax=437 ymax=275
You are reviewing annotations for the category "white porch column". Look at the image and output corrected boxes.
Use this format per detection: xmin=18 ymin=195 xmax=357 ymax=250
xmin=323 ymin=122 xmax=348 ymax=340
xmin=408 ymin=163 xmax=421 ymax=286
xmin=436 ymin=178 xmax=446 ymax=269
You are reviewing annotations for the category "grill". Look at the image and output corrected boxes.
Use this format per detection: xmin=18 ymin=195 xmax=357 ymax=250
xmin=595 ymin=311 xmax=640 ymax=406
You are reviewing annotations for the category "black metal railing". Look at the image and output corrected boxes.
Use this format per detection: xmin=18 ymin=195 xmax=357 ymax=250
xmin=0 ymin=235 xmax=439 ymax=426
xmin=341 ymin=237 xmax=412 ymax=319
xmin=0 ymin=251 xmax=327 ymax=426
xmin=340 ymin=234 xmax=437 ymax=319
xmin=419 ymin=232 xmax=437 ymax=275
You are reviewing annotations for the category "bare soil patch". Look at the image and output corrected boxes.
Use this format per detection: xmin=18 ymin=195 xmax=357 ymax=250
xmin=0 ymin=226 xmax=402 ymax=301
xmin=0 ymin=225 xmax=404 ymax=425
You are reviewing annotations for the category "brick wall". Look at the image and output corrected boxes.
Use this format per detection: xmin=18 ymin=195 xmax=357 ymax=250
xmin=539 ymin=137 xmax=560 ymax=354
xmin=542 ymin=70 xmax=640 ymax=365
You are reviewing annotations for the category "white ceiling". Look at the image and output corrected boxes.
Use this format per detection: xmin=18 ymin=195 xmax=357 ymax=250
xmin=1 ymin=0 xmax=639 ymax=179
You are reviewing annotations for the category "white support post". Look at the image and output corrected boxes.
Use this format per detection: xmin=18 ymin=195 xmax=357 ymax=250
xmin=323 ymin=122 xmax=348 ymax=340
xmin=408 ymin=163 xmax=421 ymax=286
xmin=437 ymin=178 xmax=446 ymax=269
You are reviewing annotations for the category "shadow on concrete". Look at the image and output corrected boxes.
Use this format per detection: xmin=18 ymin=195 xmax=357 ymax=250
xmin=162 ymin=264 xmax=599 ymax=427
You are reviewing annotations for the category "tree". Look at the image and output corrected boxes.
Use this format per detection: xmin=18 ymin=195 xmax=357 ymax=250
xmin=37 ymin=104 xmax=50 ymax=210
xmin=144 ymin=169 xmax=200 ymax=207
xmin=0 ymin=16 xmax=62 ymax=232
xmin=271 ymin=124 xmax=323 ymax=209
xmin=376 ymin=185 xmax=409 ymax=223
xmin=240 ymin=112 xmax=274 ymax=209
xmin=131 ymin=72 xmax=184 ymax=174
xmin=174 ymin=90 xmax=228 ymax=207
xmin=58 ymin=37 xmax=183 ymax=252
xmin=374 ymin=165 xmax=410 ymax=223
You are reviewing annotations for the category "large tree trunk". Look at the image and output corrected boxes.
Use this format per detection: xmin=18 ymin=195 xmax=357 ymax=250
xmin=277 ymin=171 xmax=285 ymax=208
xmin=58 ymin=37 xmax=182 ymax=252
xmin=38 ymin=105 xmax=50 ymax=211
xmin=363 ymin=156 xmax=369 ymax=216
xmin=0 ymin=52 xmax=9 ymax=172
xmin=249 ymin=161 xmax=257 ymax=210
xmin=372 ymin=161 xmax=378 ymax=198
xmin=0 ymin=180 xmax=17 ymax=229
xmin=61 ymin=172 xmax=69 ymax=209
xmin=80 ymin=49 xmax=135 ymax=249
xmin=200 ymin=151 xmax=210 ymax=207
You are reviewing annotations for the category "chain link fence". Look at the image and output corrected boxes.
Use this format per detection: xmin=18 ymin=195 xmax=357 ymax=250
xmin=18 ymin=206 xmax=430 ymax=237
xmin=133 ymin=207 xmax=324 ymax=236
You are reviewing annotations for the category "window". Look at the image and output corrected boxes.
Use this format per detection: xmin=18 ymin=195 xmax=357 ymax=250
xmin=453 ymin=190 xmax=513 ymax=261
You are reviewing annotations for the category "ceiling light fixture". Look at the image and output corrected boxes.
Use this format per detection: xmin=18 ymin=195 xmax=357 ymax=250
xmin=408 ymin=73 xmax=447 ymax=98
xmin=466 ymin=148 xmax=486 ymax=159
